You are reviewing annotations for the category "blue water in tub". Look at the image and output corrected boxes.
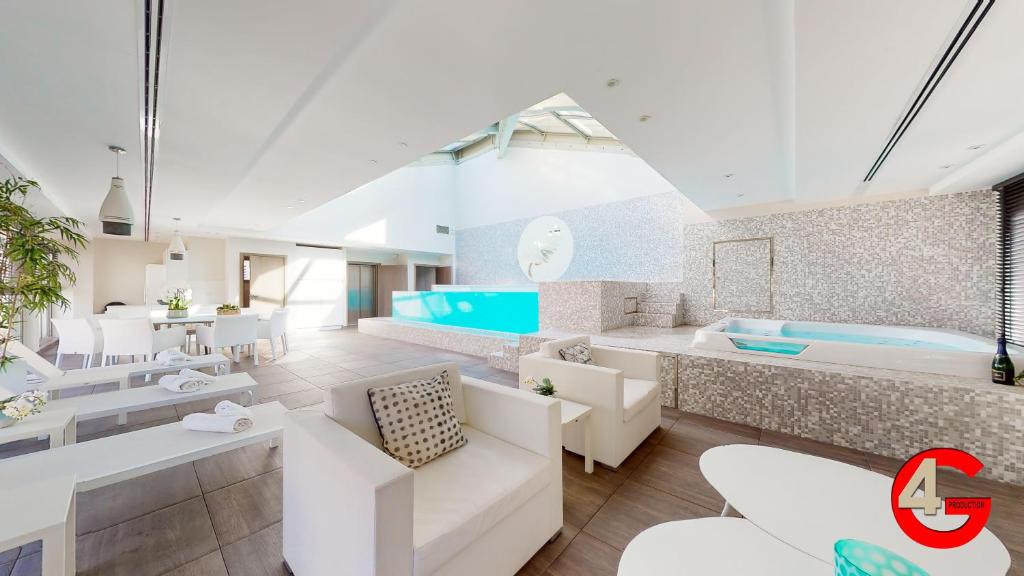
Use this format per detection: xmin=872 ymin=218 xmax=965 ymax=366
xmin=727 ymin=324 xmax=964 ymax=351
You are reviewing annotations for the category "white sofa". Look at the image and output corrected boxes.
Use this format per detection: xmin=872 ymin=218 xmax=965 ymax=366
xmin=518 ymin=335 xmax=661 ymax=469
xmin=282 ymin=362 xmax=562 ymax=576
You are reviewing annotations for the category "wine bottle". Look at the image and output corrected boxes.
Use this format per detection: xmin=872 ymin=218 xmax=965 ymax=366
xmin=992 ymin=336 xmax=1015 ymax=385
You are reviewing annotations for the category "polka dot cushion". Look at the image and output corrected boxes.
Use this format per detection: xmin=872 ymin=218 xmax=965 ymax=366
xmin=834 ymin=539 xmax=928 ymax=576
xmin=367 ymin=370 xmax=467 ymax=468
xmin=559 ymin=342 xmax=594 ymax=365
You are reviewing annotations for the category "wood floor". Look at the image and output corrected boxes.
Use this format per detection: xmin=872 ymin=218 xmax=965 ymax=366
xmin=0 ymin=328 xmax=1020 ymax=576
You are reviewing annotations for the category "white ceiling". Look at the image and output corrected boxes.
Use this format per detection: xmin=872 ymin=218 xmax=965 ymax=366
xmin=1 ymin=0 xmax=1022 ymax=240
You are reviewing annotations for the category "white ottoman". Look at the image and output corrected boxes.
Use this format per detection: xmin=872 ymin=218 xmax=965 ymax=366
xmin=618 ymin=518 xmax=830 ymax=575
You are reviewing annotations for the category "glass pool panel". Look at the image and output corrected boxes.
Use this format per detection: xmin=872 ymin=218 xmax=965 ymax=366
xmin=392 ymin=291 xmax=539 ymax=334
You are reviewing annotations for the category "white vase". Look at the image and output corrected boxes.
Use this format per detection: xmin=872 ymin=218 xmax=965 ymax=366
xmin=0 ymin=359 xmax=28 ymax=399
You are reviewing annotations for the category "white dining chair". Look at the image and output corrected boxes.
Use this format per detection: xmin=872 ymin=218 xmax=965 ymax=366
xmin=50 ymin=317 xmax=104 ymax=368
xmin=103 ymin=305 xmax=156 ymax=319
xmin=257 ymin=308 xmax=289 ymax=360
xmin=196 ymin=314 xmax=259 ymax=365
xmin=97 ymin=318 xmax=186 ymax=365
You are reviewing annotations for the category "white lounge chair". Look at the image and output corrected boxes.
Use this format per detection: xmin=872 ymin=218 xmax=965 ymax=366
xmin=518 ymin=335 xmax=661 ymax=469
xmin=283 ymin=363 xmax=562 ymax=576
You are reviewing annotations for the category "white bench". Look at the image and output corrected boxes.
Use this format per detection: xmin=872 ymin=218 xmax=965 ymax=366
xmin=0 ymin=401 xmax=287 ymax=492
xmin=37 ymin=354 xmax=232 ymax=398
xmin=47 ymin=372 xmax=259 ymax=424
xmin=0 ymin=407 xmax=77 ymax=449
xmin=0 ymin=475 xmax=76 ymax=576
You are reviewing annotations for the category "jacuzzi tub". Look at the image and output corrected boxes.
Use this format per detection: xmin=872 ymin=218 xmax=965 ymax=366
xmin=692 ymin=318 xmax=1018 ymax=379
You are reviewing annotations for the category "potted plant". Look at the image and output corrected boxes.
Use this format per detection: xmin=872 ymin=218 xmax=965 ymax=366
xmin=0 ymin=390 xmax=46 ymax=428
xmin=216 ymin=303 xmax=240 ymax=316
xmin=165 ymin=287 xmax=192 ymax=318
xmin=0 ymin=177 xmax=86 ymax=398
xmin=524 ymin=376 xmax=556 ymax=396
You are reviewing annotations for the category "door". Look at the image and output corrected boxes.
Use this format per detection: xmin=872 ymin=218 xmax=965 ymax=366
xmin=243 ymin=254 xmax=286 ymax=317
xmin=347 ymin=263 xmax=378 ymax=324
xmin=414 ymin=266 xmax=436 ymax=291
xmin=376 ymin=265 xmax=409 ymax=317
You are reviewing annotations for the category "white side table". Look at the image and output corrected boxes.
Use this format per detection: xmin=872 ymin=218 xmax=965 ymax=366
xmin=0 ymin=407 xmax=77 ymax=449
xmin=558 ymin=398 xmax=593 ymax=473
xmin=618 ymin=518 xmax=829 ymax=575
xmin=0 ymin=474 xmax=76 ymax=576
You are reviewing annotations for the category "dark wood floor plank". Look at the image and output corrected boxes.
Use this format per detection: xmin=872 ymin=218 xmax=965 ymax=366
xmin=220 ymin=522 xmax=289 ymax=576
xmin=542 ymin=532 xmax=621 ymax=576
xmin=583 ymin=480 xmax=717 ymax=551
xmin=205 ymin=469 xmax=283 ymax=547
xmin=629 ymin=445 xmax=725 ymax=511
xmin=77 ymin=463 xmax=202 ymax=535
xmin=76 ymin=497 xmax=219 ymax=576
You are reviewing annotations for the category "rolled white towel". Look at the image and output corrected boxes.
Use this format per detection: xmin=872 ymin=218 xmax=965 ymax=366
xmin=178 ymin=368 xmax=216 ymax=383
xmin=182 ymin=412 xmax=253 ymax=433
xmin=158 ymin=374 xmax=204 ymax=393
xmin=215 ymin=400 xmax=253 ymax=418
xmin=156 ymin=350 xmax=191 ymax=366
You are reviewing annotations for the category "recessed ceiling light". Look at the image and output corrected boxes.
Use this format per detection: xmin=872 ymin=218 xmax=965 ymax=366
xmin=606 ymin=78 xmax=620 ymax=88
xmin=639 ymin=114 xmax=651 ymax=122
xmin=399 ymin=142 xmax=408 ymax=148
xmin=724 ymin=173 xmax=735 ymax=179
xmin=967 ymin=144 xmax=984 ymax=150
xmin=736 ymin=192 xmax=744 ymax=197
xmin=369 ymin=159 xmax=378 ymax=164
xmin=939 ymin=164 xmax=954 ymax=169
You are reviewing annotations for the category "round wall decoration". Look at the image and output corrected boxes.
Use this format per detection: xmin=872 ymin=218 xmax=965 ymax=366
xmin=517 ymin=216 xmax=574 ymax=282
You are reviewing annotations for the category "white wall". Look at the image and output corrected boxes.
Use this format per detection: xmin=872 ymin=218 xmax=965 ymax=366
xmin=224 ymin=238 xmax=347 ymax=328
xmin=91 ymin=237 xmax=226 ymax=312
xmin=265 ymin=163 xmax=457 ymax=254
xmin=453 ymin=147 xmax=709 ymax=229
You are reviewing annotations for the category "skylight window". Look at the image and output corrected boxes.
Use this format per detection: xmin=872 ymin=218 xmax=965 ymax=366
xmin=433 ymin=93 xmax=619 ymax=160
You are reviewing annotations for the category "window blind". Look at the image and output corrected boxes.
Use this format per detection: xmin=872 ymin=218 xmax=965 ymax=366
xmin=998 ymin=172 xmax=1024 ymax=346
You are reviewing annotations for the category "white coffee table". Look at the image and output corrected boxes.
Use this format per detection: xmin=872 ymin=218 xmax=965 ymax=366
xmin=558 ymin=398 xmax=593 ymax=473
xmin=700 ymin=444 xmax=1011 ymax=576
xmin=0 ymin=407 xmax=77 ymax=449
xmin=618 ymin=517 xmax=829 ymax=575
xmin=0 ymin=474 xmax=76 ymax=576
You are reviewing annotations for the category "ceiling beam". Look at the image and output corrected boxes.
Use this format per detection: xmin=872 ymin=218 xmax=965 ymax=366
xmin=495 ymin=113 xmax=519 ymax=159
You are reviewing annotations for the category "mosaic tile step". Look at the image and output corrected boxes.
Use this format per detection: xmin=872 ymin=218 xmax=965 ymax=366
xmin=637 ymin=301 xmax=684 ymax=315
xmin=487 ymin=350 xmax=519 ymax=373
xmin=633 ymin=313 xmax=683 ymax=328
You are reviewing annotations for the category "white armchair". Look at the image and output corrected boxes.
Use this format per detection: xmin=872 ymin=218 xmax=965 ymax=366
xmin=97 ymin=318 xmax=186 ymax=365
xmin=283 ymin=362 xmax=562 ymax=576
xmin=196 ymin=314 xmax=259 ymax=365
xmin=518 ymin=335 xmax=661 ymax=469
xmin=257 ymin=308 xmax=289 ymax=360
xmin=51 ymin=317 xmax=103 ymax=368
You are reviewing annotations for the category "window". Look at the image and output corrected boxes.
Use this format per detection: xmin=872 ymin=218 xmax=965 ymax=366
xmin=998 ymin=172 xmax=1024 ymax=345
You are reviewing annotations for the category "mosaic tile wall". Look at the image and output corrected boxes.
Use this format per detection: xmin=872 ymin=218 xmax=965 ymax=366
xmin=677 ymin=352 xmax=1024 ymax=485
xmin=456 ymin=190 xmax=999 ymax=337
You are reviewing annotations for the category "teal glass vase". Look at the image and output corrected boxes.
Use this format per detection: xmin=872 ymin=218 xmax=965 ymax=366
xmin=834 ymin=540 xmax=929 ymax=575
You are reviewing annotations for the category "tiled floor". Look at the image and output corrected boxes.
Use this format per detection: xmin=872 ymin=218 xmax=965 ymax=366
xmin=0 ymin=328 xmax=1021 ymax=575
